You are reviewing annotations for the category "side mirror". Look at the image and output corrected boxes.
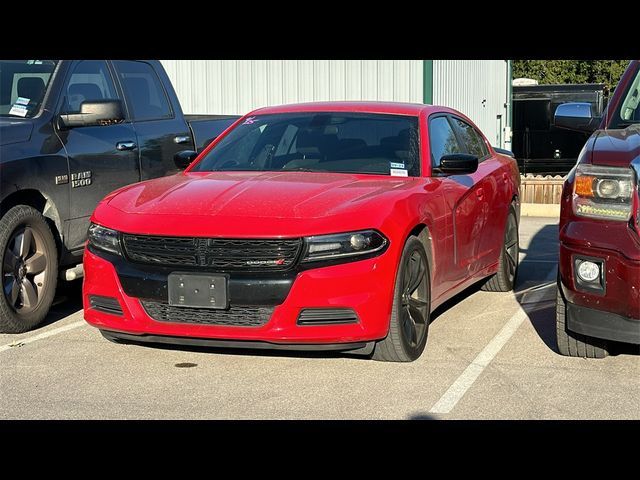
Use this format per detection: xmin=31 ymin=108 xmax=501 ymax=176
xmin=438 ymin=154 xmax=478 ymax=175
xmin=554 ymin=102 xmax=601 ymax=133
xmin=174 ymin=150 xmax=198 ymax=169
xmin=58 ymin=100 xmax=124 ymax=129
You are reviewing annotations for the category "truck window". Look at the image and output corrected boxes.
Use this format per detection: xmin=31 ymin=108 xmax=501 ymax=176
xmin=112 ymin=61 xmax=172 ymax=121
xmin=61 ymin=60 xmax=119 ymax=114
xmin=0 ymin=60 xmax=58 ymax=118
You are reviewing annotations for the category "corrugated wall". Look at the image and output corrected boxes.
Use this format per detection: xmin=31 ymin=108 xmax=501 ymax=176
xmin=433 ymin=60 xmax=510 ymax=149
xmin=161 ymin=60 xmax=423 ymax=115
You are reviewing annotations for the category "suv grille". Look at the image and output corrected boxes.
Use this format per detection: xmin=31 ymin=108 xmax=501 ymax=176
xmin=141 ymin=301 xmax=273 ymax=327
xmin=122 ymin=234 xmax=302 ymax=271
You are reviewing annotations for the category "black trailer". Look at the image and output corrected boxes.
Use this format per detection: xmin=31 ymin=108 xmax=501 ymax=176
xmin=512 ymin=83 xmax=606 ymax=175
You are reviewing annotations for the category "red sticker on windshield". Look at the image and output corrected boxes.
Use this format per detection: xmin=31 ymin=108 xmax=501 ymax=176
xmin=243 ymin=116 xmax=258 ymax=125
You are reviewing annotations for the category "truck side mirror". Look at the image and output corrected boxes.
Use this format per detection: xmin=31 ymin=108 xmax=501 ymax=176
xmin=174 ymin=150 xmax=198 ymax=169
xmin=554 ymin=102 xmax=601 ymax=133
xmin=58 ymin=100 xmax=124 ymax=129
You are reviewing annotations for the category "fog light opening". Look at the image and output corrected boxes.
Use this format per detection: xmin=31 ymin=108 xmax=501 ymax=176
xmin=577 ymin=260 xmax=600 ymax=283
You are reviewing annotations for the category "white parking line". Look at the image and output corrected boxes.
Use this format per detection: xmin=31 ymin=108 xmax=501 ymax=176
xmin=0 ymin=320 xmax=86 ymax=353
xmin=429 ymin=268 xmax=557 ymax=414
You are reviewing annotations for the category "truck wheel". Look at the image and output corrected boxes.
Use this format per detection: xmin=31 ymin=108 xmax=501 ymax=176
xmin=373 ymin=236 xmax=430 ymax=362
xmin=482 ymin=205 xmax=519 ymax=292
xmin=0 ymin=205 xmax=58 ymax=333
xmin=556 ymin=286 xmax=608 ymax=358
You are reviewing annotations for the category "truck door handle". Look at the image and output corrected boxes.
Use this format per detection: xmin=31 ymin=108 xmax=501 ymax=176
xmin=174 ymin=135 xmax=191 ymax=144
xmin=116 ymin=141 xmax=137 ymax=151
xmin=476 ymin=188 xmax=484 ymax=199
xmin=502 ymin=172 xmax=509 ymax=182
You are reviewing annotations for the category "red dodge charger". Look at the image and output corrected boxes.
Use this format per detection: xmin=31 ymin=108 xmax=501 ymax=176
xmin=83 ymin=102 xmax=520 ymax=361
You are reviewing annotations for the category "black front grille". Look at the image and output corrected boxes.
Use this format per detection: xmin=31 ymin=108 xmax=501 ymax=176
xmin=141 ymin=301 xmax=273 ymax=327
xmin=122 ymin=234 xmax=302 ymax=271
xmin=297 ymin=308 xmax=359 ymax=325
xmin=89 ymin=295 xmax=123 ymax=316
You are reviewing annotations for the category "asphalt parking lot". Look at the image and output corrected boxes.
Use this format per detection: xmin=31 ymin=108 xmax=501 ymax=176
xmin=1 ymin=216 xmax=638 ymax=420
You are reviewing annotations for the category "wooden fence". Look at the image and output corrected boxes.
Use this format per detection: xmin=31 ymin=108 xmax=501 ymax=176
xmin=520 ymin=174 xmax=566 ymax=204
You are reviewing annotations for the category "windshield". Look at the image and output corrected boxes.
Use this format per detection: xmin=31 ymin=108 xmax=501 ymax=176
xmin=611 ymin=63 xmax=640 ymax=128
xmin=192 ymin=112 xmax=421 ymax=177
xmin=0 ymin=60 xmax=58 ymax=118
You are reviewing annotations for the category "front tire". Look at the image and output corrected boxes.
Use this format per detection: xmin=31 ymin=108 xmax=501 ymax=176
xmin=373 ymin=236 xmax=430 ymax=362
xmin=556 ymin=284 xmax=608 ymax=358
xmin=0 ymin=205 xmax=58 ymax=333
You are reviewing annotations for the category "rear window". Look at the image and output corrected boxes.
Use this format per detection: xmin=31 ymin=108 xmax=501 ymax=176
xmin=192 ymin=112 xmax=421 ymax=177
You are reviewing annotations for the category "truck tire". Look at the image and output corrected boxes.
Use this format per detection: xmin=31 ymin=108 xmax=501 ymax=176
xmin=0 ymin=205 xmax=58 ymax=333
xmin=556 ymin=286 xmax=608 ymax=358
xmin=372 ymin=236 xmax=430 ymax=362
xmin=482 ymin=205 xmax=519 ymax=292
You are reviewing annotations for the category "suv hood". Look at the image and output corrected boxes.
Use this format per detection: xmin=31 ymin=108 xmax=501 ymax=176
xmin=590 ymin=125 xmax=640 ymax=167
xmin=107 ymin=171 xmax=416 ymax=219
xmin=0 ymin=118 xmax=34 ymax=146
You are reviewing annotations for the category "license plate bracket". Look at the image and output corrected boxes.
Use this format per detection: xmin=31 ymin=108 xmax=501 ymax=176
xmin=168 ymin=273 xmax=228 ymax=309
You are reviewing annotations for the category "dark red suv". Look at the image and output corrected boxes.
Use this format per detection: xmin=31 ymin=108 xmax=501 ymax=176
xmin=554 ymin=60 xmax=640 ymax=358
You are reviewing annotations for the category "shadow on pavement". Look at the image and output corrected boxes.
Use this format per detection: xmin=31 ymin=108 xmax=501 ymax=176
xmin=514 ymin=222 xmax=560 ymax=353
xmin=38 ymin=279 xmax=84 ymax=329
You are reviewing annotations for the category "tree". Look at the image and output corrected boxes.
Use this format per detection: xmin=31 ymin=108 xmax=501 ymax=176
xmin=513 ymin=60 xmax=630 ymax=90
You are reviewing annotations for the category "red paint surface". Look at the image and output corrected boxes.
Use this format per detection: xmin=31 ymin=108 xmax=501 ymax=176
xmin=84 ymin=102 xmax=519 ymax=344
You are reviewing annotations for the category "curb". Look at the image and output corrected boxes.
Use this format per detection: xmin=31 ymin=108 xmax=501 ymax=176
xmin=520 ymin=203 xmax=560 ymax=217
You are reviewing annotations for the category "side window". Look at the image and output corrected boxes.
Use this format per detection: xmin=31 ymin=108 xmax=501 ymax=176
xmin=429 ymin=116 xmax=461 ymax=167
xmin=451 ymin=117 xmax=488 ymax=159
xmin=113 ymin=60 xmax=172 ymax=121
xmin=61 ymin=60 xmax=119 ymax=114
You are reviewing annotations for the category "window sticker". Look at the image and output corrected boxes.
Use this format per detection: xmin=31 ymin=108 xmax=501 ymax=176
xmin=9 ymin=104 xmax=28 ymax=117
xmin=15 ymin=97 xmax=30 ymax=106
xmin=243 ymin=116 xmax=258 ymax=125
xmin=390 ymin=162 xmax=405 ymax=169
xmin=390 ymin=168 xmax=408 ymax=177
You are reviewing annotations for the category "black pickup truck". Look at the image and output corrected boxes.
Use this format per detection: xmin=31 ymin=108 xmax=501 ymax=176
xmin=0 ymin=60 xmax=239 ymax=333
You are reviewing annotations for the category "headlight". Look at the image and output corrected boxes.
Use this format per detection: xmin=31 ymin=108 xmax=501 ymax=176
xmin=88 ymin=223 xmax=121 ymax=255
xmin=301 ymin=230 xmax=388 ymax=263
xmin=573 ymin=164 xmax=635 ymax=221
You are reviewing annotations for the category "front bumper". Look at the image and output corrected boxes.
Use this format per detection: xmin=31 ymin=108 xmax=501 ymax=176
xmin=83 ymin=246 xmax=396 ymax=346
xmin=559 ymin=221 xmax=640 ymax=345
xmin=565 ymin=301 xmax=640 ymax=345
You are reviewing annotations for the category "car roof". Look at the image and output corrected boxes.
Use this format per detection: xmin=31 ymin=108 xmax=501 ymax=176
xmin=249 ymin=101 xmax=454 ymax=117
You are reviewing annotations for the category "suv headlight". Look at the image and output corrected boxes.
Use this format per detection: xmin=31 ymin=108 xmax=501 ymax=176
xmin=573 ymin=164 xmax=635 ymax=221
xmin=88 ymin=223 xmax=121 ymax=255
xmin=301 ymin=230 xmax=388 ymax=263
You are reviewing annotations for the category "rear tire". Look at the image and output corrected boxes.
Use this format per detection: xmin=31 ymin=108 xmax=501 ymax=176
xmin=482 ymin=205 xmax=518 ymax=292
xmin=556 ymin=285 xmax=608 ymax=358
xmin=0 ymin=205 xmax=58 ymax=333
xmin=372 ymin=236 xmax=430 ymax=362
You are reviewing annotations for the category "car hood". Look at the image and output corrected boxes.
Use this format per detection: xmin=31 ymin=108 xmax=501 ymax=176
xmin=0 ymin=118 xmax=34 ymax=146
xmin=100 ymin=171 xmax=420 ymax=236
xmin=589 ymin=125 xmax=640 ymax=168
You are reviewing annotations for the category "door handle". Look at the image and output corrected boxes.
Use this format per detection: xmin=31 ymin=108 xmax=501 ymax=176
xmin=116 ymin=141 xmax=137 ymax=151
xmin=174 ymin=135 xmax=191 ymax=144
xmin=502 ymin=172 xmax=509 ymax=182
xmin=476 ymin=188 xmax=484 ymax=199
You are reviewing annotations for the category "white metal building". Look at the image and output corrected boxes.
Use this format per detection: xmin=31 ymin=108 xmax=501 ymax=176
xmin=161 ymin=60 xmax=512 ymax=149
